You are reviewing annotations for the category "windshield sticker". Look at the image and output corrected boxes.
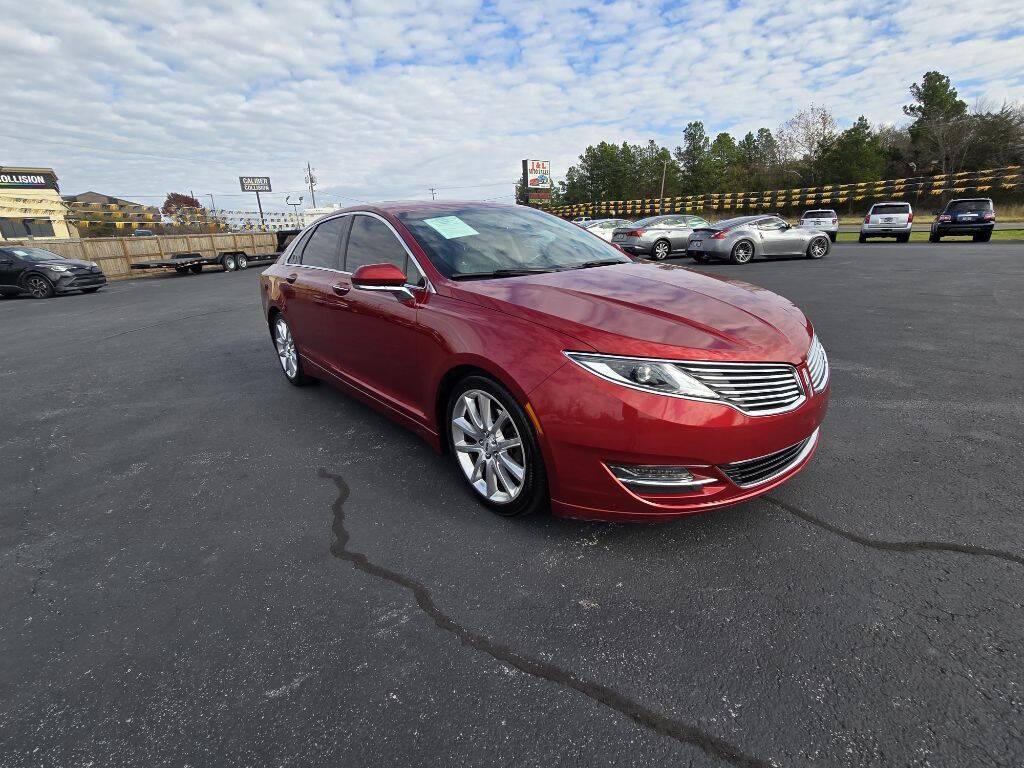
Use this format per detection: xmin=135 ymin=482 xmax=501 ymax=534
xmin=423 ymin=216 xmax=479 ymax=239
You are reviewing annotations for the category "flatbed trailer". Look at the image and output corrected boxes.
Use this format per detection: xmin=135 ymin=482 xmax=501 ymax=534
xmin=128 ymin=230 xmax=299 ymax=275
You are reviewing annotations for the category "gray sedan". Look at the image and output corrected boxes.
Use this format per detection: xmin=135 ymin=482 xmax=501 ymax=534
xmin=686 ymin=215 xmax=831 ymax=264
xmin=611 ymin=214 xmax=711 ymax=259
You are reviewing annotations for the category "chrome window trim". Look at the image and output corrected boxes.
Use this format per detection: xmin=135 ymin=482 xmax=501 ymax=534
xmin=288 ymin=211 xmax=433 ymax=293
xmin=563 ymin=350 xmax=807 ymax=417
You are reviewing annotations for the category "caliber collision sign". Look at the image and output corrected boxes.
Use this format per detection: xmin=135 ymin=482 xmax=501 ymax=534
xmin=239 ymin=176 xmax=272 ymax=192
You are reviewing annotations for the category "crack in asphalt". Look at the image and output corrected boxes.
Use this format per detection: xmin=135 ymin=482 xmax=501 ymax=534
xmin=318 ymin=468 xmax=770 ymax=768
xmin=765 ymin=495 xmax=1024 ymax=569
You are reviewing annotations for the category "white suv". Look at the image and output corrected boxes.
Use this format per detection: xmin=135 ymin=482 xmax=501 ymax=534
xmin=860 ymin=202 xmax=913 ymax=243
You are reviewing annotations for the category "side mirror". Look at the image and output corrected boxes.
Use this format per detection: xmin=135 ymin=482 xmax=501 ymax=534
xmin=351 ymin=263 xmax=414 ymax=301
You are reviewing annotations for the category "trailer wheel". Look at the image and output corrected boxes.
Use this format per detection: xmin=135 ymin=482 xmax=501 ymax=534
xmin=175 ymin=266 xmax=190 ymax=275
xmin=221 ymin=254 xmax=237 ymax=272
xmin=236 ymin=254 xmax=249 ymax=270
xmin=189 ymin=264 xmax=203 ymax=274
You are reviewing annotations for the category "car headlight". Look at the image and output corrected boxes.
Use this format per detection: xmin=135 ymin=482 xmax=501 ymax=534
xmin=564 ymin=352 xmax=721 ymax=400
xmin=48 ymin=264 xmax=72 ymax=272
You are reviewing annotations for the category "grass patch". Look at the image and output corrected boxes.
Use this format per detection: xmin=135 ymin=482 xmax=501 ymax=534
xmin=835 ymin=229 xmax=1024 ymax=243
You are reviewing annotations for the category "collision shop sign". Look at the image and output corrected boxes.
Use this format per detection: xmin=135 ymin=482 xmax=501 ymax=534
xmin=239 ymin=176 xmax=272 ymax=192
xmin=0 ymin=171 xmax=59 ymax=190
xmin=526 ymin=160 xmax=551 ymax=188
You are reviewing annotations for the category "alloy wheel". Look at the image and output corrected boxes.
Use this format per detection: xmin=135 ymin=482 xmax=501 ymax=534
xmin=25 ymin=276 xmax=51 ymax=298
xmin=733 ymin=241 xmax=753 ymax=263
xmin=809 ymin=238 xmax=828 ymax=258
xmin=652 ymin=240 xmax=670 ymax=259
xmin=450 ymin=389 xmax=526 ymax=504
xmin=274 ymin=318 xmax=298 ymax=379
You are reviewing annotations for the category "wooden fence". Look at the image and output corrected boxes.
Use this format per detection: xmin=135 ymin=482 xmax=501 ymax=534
xmin=2 ymin=232 xmax=279 ymax=280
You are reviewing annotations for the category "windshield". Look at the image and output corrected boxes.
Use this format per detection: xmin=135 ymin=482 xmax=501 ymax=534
xmin=3 ymin=247 xmax=63 ymax=263
xmin=947 ymin=200 xmax=993 ymax=213
xmin=397 ymin=205 xmax=630 ymax=279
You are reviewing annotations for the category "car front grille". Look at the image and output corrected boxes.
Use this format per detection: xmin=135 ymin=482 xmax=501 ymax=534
xmin=806 ymin=335 xmax=828 ymax=393
xmin=674 ymin=361 xmax=804 ymax=415
xmin=719 ymin=429 xmax=818 ymax=487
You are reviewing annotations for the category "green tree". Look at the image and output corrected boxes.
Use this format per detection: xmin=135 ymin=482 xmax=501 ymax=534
xmin=818 ymin=116 xmax=887 ymax=184
xmin=673 ymin=121 xmax=712 ymax=195
xmin=903 ymin=71 xmax=971 ymax=174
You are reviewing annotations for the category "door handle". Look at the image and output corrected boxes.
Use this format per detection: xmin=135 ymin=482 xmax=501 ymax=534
xmin=285 ymin=273 xmax=298 ymax=284
xmin=332 ymin=283 xmax=350 ymax=296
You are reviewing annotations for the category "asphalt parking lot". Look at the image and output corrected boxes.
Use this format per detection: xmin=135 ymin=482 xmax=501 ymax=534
xmin=2 ymin=241 xmax=1023 ymax=767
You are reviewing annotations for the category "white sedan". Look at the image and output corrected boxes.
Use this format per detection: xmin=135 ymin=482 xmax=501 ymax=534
xmin=583 ymin=218 xmax=633 ymax=242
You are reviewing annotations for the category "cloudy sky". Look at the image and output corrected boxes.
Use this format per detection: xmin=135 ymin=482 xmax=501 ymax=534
xmin=4 ymin=0 xmax=1023 ymax=211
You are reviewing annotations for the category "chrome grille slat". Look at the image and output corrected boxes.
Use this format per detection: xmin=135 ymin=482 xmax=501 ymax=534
xmin=806 ymin=335 xmax=829 ymax=393
xmin=675 ymin=360 xmax=804 ymax=415
xmin=719 ymin=430 xmax=818 ymax=487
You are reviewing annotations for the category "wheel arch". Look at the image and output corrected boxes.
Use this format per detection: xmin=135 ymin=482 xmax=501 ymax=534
xmin=434 ymin=360 xmax=528 ymax=454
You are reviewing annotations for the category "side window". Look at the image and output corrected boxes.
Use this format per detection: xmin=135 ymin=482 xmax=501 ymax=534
xmin=286 ymin=228 xmax=314 ymax=264
xmin=344 ymin=215 xmax=424 ymax=286
xmin=759 ymin=218 xmax=786 ymax=231
xmin=299 ymin=217 xmax=347 ymax=269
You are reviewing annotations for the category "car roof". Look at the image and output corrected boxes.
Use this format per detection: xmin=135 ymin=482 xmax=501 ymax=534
xmin=871 ymin=200 xmax=911 ymax=206
xmin=326 ymin=200 xmax=524 ymax=217
xmin=947 ymin=197 xmax=993 ymax=203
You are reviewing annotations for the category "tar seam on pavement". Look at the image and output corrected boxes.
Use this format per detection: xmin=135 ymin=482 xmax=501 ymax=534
xmin=318 ymin=467 xmax=772 ymax=768
xmin=765 ymin=495 xmax=1024 ymax=568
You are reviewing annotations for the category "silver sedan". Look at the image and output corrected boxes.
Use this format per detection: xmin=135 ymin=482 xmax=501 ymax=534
xmin=686 ymin=215 xmax=832 ymax=264
xmin=611 ymin=214 xmax=711 ymax=259
xmin=583 ymin=218 xmax=633 ymax=242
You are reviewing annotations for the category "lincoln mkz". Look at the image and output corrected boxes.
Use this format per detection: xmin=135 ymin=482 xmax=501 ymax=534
xmin=260 ymin=203 xmax=830 ymax=522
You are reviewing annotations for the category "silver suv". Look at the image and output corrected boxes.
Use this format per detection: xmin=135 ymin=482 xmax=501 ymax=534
xmin=860 ymin=202 xmax=913 ymax=243
xmin=797 ymin=209 xmax=839 ymax=242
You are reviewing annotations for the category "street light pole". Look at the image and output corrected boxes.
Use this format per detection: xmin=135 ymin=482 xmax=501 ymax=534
xmin=286 ymin=195 xmax=304 ymax=227
xmin=305 ymin=162 xmax=317 ymax=208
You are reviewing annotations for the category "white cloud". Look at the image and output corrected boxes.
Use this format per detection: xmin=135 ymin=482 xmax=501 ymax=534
xmin=2 ymin=0 xmax=1022 ymax=210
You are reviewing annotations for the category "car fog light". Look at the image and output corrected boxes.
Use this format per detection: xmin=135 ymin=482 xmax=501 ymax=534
xmin=609 ymin=464 xmax=695 ymax=483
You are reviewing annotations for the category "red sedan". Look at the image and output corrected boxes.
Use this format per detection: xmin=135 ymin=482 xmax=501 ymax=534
xmin=260 ymin=202 xmax=829 ymax=522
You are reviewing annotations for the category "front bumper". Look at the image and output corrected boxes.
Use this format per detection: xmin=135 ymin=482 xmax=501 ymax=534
xmin=528 ymin=361 xmax=829 ymax=522
xmin=55 ymin=272 xmax=107 ymax=293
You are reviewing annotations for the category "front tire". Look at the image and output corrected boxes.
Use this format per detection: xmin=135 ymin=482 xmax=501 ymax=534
xmin=729 ymin=239 xmax=754 ymax=265
xmin=651 ymin=239 xmax=671 ymax=260
xmin=221 ymin=254 xmax=237 ymax=272
xmin=24 ymin=274 xmax=55 ymax=299
xmin=272 ymin=314 xmax=313 ymax=386
xmin=446 ymin=375 xmax=547 ymax=517
xmin=236 ymin=254 xmax=249 ymax=269
xmin=806 ymin=236 xmax=829 ymax=259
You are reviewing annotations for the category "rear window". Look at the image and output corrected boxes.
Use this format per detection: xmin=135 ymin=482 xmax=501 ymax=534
xmin=872 ymin=204 xmax=911 ymax=215
xmin=802 ymin=210 xmax=834 ymax=218
xmin=947 ymin=199 xmax=993 ymax=214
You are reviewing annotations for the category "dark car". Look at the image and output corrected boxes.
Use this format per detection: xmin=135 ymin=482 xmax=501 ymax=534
xmin=929 ymin=198 xmax=995 ymax=242
xmin=0 ymin=246 xmax=107 ymax=298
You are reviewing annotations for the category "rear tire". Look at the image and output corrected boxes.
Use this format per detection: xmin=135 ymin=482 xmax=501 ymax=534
xmin=974 ymin=232 xmax=991 ymax=243
xmin=929 ymin=233 xmax=940 ymax=243
xmin=174 ymin=266 xmax=190 ymax=275
xmin=221 ymin=254 xmax=237 ymax=272
xmin=446 ymin=375 xmax=547 ymax=518
xmin=236 ymin=254 xmax=249 ymax=269
xmin=806 ymin=236 xmax=829 ymax=259
xmin=24 ymin=274 xmax=55 ymax=299
xmin=897 ymin=234 xmax=910 ymax=243
xmin=828 ymin=232 xmax=837 ymax=243
xmin=729 ymin=240 xmax=754 ymax=265
xmin=651 ymin=239 xmax=671 ymax=260
xmin=858 ymin=234 xmax=867 ymax=244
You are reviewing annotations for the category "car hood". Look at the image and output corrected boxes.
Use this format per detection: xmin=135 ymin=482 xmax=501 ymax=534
xmin=38 ymin=259 xmax=97 ymax=269
xmin=449 ymin=261 xmax=813 ymax=363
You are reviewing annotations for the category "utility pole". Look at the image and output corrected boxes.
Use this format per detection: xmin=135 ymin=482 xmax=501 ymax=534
xmin=305 ymin=162 xmax=317 ymax=208
xmin=659 ymin=160 xmax=667 ymax=214
xmin=208 ymin=193 xmax=216 ymax=210
xmin=429 ymin=187 xmax=437 ymax=200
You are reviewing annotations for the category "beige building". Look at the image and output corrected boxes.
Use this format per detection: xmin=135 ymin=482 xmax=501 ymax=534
xmin=0 ymin=166 xmax=75 ymax=240
xmin=64 ymin=191 xmax=162 ymax=235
